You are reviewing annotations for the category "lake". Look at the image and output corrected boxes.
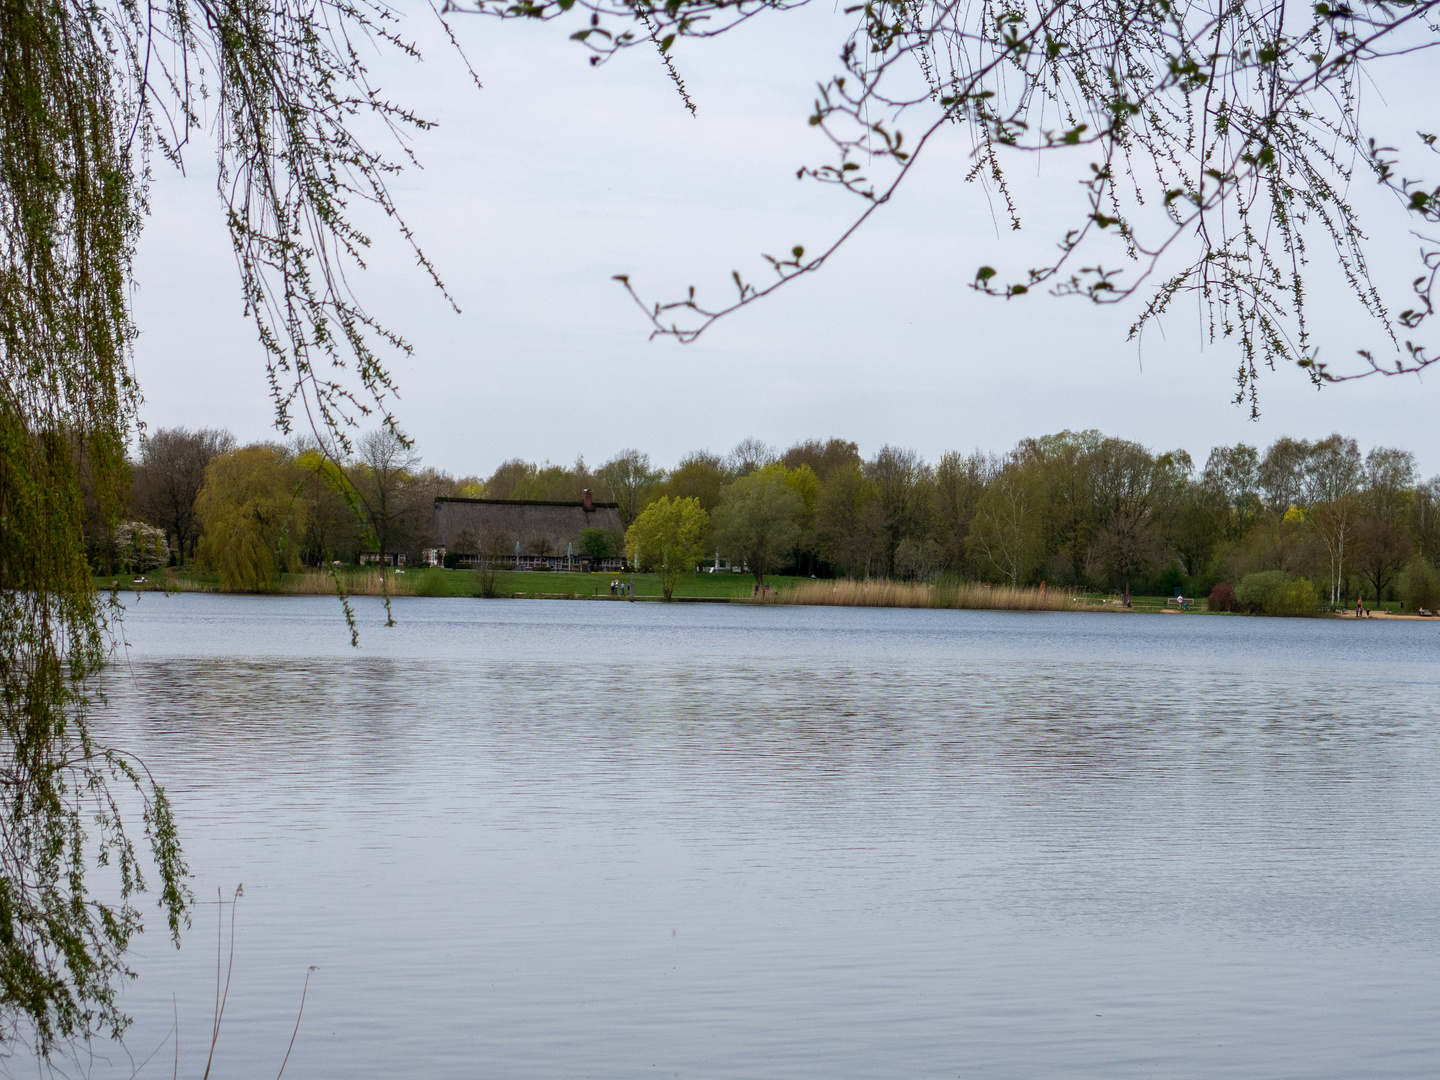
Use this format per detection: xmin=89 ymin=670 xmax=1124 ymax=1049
xmin=89 ymin=593 xmax=1440 ymax=1078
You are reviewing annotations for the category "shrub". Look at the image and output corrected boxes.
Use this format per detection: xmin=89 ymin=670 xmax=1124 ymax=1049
xmin=1263 ymin=577 xmax=1319 ymax=617
xmin=1235 ymin=570 xmax=1289 ymax=613
xmin=1398 ymin=557 xmax=1440 ymax=612
xmin=1207 ymin=582 xmax=1238 ymax=612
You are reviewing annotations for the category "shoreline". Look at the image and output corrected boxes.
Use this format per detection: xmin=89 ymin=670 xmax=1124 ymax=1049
xmin=99 ymin=579 xmax=1440 ymax=620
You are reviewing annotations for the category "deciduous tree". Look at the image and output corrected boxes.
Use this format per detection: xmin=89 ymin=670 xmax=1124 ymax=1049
xmin=969 ymin=456 xmax=1045 ymax=587
xmin=815 ymin=462 xmax=886 ymax=577
xmin=625 ymin=496 xmax=708 ymax=598
xmin=196 ymin=445 xmax=308 ymax=591
xmin=131 ymin=427 xmax=236 ymax=565
xmin=1311 ymin=496 xmax=1361 ymax=606
xmin=599 ymin=449 xmax=663 ymax=526
xmin=713 ymin=468 xmax=804 ymax=585
xmin=1355 ymin=517 xmax=1413 ymax=602
xmin=664 ymin=451 xmax=729 ymax=512
xmin=932 ymin=450 xmax=989 ymax=578
xmin=1088 ymin=440 xmax=1174 ymax=595
xmin=1202 ymin=444 xmax=1264 ymax=541
xmin=350 ymin=429 xmax=423 ymax=562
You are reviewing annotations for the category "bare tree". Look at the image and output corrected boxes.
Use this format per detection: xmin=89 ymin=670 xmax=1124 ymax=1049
xmin=1259 ymin=438 xmax=1314 ymax=515
xmin=597 ymin=449 xmax=663 ymax=526
xmin=350 ymin=429 xmax=423 ymax=561
xmin=132 ymin=427 xmax=236 ymax=564
xmin=725 ymin=437 xmax=777 ymax=478
xmin=780 ymin=438 xmax=861 ymax=482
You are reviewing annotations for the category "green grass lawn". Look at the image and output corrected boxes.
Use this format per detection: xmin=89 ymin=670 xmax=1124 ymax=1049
xmin=94 ymin=568 xmax=217 ymax=591
xmin=1069 ymin=592 xmax=1203 ymax=611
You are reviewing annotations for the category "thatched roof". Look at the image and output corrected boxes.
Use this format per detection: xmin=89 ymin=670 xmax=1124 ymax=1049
xmin=431 ymin=496 xmax=624 ymax=556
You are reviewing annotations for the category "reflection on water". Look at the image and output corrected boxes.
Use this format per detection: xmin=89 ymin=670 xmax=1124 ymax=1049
xmin=90 ymin=595 xmax=1440 ymax=1079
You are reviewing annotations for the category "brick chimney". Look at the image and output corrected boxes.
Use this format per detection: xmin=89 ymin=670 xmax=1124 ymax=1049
xmin=582 ymin=488 xmax=594 ymax=511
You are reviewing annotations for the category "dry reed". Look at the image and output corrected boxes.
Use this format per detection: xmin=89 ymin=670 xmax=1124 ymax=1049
xmin=767 ymin=579 xmax=1089 ymax=612
xmin=279 ymin=571 xmax=418 ymax=596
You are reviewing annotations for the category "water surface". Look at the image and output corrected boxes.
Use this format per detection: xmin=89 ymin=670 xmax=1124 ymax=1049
xmin=90 ymin=595 xmax=1440 ymax=1078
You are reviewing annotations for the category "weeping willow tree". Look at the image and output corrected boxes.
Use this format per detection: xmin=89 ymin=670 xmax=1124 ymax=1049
xmin=0 ymin=0 xmax=451 ymax=1055
xmin=458 ymin=0 xmax=1440 ymax=412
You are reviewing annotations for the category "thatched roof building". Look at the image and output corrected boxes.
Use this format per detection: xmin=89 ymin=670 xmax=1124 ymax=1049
xmin=430 ymin=491 xmax=625 ymax=568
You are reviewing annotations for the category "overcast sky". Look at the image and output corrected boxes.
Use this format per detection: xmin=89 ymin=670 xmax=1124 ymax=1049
xmin=129 ymin=7 xmax=1439 ymax=478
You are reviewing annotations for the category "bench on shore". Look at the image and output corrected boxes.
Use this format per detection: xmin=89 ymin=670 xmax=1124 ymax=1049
xmin=1165 ymin=596 xmax=1195 ymax=610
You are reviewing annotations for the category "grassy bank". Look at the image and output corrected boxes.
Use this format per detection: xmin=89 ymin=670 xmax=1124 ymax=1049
xmin=97 ymin=567 xmax=811 ymax=600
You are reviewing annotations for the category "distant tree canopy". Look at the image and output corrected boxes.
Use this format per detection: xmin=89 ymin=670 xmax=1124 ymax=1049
xmin=105 ymin=425 xmax=1440 ymax=607
xmin=426 ymin=432 xmax=1440 ymax=605
xmin=461 ymin=0 xmax=1440 ymax=403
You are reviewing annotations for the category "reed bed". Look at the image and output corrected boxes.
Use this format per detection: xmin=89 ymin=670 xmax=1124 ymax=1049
xmin=279 ymin=571 xmax=420 ymax=596
xmin=767 ymin=579 xmax=1089 ymax=612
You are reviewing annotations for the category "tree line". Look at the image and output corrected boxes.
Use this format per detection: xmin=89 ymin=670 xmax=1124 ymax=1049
xmin=102 ymin=427 xmax=1440 ymax=609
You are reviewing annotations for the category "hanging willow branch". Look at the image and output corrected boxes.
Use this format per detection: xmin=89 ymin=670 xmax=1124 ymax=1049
xmin=1 ymin=0 xmax=455 ymax=1054
xmin=454 ymin=0 xmax=1440 ymax=411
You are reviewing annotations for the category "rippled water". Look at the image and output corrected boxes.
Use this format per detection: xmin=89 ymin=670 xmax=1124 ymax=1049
xmin=85 ymin=594 xmax=1440 ymax=1078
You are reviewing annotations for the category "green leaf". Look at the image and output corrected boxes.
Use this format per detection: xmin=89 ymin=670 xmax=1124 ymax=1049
xmin=975 ymin=266 xmax=996 ymax=281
